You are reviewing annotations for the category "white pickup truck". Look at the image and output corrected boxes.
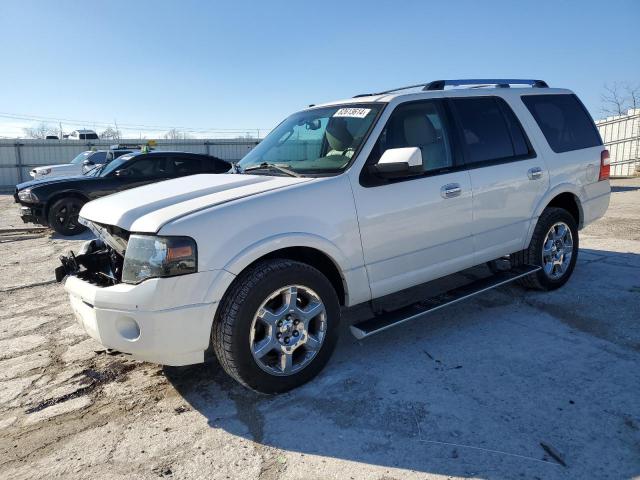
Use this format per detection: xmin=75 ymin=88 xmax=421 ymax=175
xmin=56 ymin=79 xmax=610 ymax=393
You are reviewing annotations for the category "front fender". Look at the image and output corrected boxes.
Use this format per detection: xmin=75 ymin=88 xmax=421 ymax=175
xmin=201 ymin=232 xmax=371 ymax=309
xmin=222 ymin=232 xmax=350 ymax=276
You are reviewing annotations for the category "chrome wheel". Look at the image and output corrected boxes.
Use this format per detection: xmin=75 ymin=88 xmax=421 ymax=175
xmin=542 ymin=222 xmax=574 ymax=280
xmin=249 ymin=285 xmax=327 ymax=376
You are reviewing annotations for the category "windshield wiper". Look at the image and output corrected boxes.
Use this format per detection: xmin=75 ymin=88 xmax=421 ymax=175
xmin=230 ymin=161 xmax=242 ymax=174
xmin=243 ymin=162 xmax=300 ymax=178
xmin=84 ymin=164 xmax=103 ymax=176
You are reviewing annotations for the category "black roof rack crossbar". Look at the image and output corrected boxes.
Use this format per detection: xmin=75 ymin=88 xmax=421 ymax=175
xmin=423 ymin=79 xmax=549 ymax=90
xmin=353 ymin=78 xmax=548 ymax=97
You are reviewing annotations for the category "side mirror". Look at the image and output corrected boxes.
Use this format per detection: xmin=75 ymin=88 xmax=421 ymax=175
xmin=372 ymin=147 xmax=424 ymax=178
xmin=82 ymin=159 xmax=95 ymax=166
xmin=114 ymin=169 xmax=130 ymax=177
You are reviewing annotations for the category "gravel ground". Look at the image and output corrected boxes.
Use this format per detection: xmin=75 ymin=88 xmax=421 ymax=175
xmin=0 ymin=179 xmax=639 ymax=480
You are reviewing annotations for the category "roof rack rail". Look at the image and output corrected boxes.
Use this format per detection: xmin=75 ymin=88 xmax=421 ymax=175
xmin=353 ymin=78 xmax=548 ymax=97
xmin=423 ymin=79 xmax=549 ymax=90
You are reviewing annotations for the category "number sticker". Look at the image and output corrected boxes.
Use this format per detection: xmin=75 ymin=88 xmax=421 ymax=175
xmin=333 ymin=108 xmax=372 ymax=119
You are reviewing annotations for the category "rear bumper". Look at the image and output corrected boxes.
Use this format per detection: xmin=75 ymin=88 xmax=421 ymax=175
xmin=64 ymin=270 xmax=232 ymax=366
xmin=581 ymin=190 xmax=610 ymax=228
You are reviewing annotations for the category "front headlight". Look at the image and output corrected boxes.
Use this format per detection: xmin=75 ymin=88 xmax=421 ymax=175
xmin=39 ymin=168 xmax=51 ymax=175
xmin=122 ymin=235 xmax=197 ymax=284
xmin=17 ymin=188 xmax=39 ymax=203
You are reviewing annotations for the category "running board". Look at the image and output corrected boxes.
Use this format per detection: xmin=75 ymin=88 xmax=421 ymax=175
xmin=350 ymin=264 xmax=541 ymax=340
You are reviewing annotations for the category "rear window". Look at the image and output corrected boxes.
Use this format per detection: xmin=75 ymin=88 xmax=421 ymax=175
xmin=521 ymin=94 xmax=602 ymax=153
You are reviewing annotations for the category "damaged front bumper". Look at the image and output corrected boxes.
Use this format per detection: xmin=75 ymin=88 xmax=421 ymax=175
xmin=14 ymin=192 xmax=46 ymax=225
xmin=18 ymin=204 xmax=46 ymax=225
xmin=55 ymin=239 xmax=123 ymax=285
xmin=57 ymin=238 xmax=232 ymax=366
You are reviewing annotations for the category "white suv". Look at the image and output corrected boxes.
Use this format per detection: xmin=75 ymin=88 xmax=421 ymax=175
xmin=30 ymin=148 xmax=131 ymax=179
xmin=56 ymin=79 xmax=610 ymax=393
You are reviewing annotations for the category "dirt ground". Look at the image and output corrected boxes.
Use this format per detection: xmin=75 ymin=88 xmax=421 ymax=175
xmin=1 ymin=179 xmax=639 ymax=480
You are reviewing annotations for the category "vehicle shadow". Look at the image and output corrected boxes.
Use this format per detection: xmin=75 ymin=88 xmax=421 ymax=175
xmin=611 ymin=184 xmax=640 ymax=193
xmin=165 ymin=248 xmax=640 ymax=479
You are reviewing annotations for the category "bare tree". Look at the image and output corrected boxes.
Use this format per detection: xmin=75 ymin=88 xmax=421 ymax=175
xmin=164 ymin=128 xmax=181 ymax=140
xmin=164 ymin=128 xmax=191 ymax=140
xmin=100 ymin=126 xmax=121 ymax=141
xmin=628 ymin=84 xmax=640 ymax=111
xmin=22 ymin=122 xmax=57 ymax=139
xmin=601 ymin=83 xmax=640 ymax=116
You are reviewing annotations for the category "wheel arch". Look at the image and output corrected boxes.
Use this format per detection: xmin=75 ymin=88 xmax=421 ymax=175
xmin=45 ymin=191 xmax=90 ymax=218
xmin=524 ymin=185 xmax=584 ymax=249
xmin=545 ymin=192 xmax=582 ymax=227
xmin=214 ymin=234 xmax=356 ymax=307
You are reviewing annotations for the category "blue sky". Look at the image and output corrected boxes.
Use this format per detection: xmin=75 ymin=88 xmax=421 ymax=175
xmin=0 ymin=0 xmax=638 ymax=138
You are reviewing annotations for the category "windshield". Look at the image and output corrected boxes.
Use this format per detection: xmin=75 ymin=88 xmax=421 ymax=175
xmin=237 ymin=104 xmax=382 ymax=175
xmin=70 ymin=151 xmax=92 ymax=165
xmin=98 ymin=154 xmax=136 ymax=177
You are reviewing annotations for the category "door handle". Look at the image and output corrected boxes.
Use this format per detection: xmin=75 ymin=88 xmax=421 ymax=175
xmin=440 ymin=183 xmax=462 ymax=199
xmin=528 ymin=167 xmax=543 ymax=180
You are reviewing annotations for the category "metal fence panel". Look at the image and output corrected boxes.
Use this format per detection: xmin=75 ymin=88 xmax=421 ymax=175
xmin=0 ymin=138 xmax=259 ymax=189
xmin=596 ymin=110 xmax=640 ymax=177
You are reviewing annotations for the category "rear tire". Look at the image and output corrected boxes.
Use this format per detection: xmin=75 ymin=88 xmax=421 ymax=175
xmin=47 ymin=197 xmax=87 ymax=236
xmin=212 ymin=259 xmax=340 ymax=394
xmin=515 ymin=207 xmax=579 ymax=290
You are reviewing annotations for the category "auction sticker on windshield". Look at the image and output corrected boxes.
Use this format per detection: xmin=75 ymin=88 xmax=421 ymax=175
xmin=333 ymin=107 xmax=372 ymax=118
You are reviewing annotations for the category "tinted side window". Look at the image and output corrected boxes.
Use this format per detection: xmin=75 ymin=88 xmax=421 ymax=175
xmin=89 ymin=151 xmax=107 ymax=163
xmin=79 ymin=132 xmax=99 ymax=140
xmin=497 ymin=100 xmax=531 ymax=157
xmin=521 ymin=94 xmax=602 ymax=153
xmin=169 ymin=156 xmax=202 ymax=175
xmin=203 ymin=157 xmax=230 ymax=173
xmin=451 ymin=97 xmax=515 ymax=164
xmin=371 ymin=100 xmax=453 ymax=172
xmin=125 ymin=157 xmax=166 ymax=176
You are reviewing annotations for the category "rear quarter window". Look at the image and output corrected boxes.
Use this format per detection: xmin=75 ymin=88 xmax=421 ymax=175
xmin=521 ymin=94 xmax=602 ymax=153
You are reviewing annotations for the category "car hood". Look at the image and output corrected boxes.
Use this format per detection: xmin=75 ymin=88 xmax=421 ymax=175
xmin=33 ymin=163 xmax=73 ymax=172
xmin=79 ymin=173 xmax=314 ymax=233
xmin=16 ymin=175 xmax=90 ymax=190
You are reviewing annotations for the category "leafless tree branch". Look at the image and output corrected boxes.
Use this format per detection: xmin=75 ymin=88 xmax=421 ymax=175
xmin=601 ymin=83 xmax=640 ymax=116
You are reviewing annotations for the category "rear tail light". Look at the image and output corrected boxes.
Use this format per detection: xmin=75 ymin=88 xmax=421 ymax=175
xmin=599 ymin=149 xmax=610 ymax=181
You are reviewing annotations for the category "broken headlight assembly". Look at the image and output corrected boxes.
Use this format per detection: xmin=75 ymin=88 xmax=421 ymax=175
xmin=17 ymin=188 xmax=39 ymax=203
xmin=122 ymin=235 xmax=197 ymax=284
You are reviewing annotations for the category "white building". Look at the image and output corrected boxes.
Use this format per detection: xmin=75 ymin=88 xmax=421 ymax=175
xmin=596 ymin=109 xmax=640 ymax=177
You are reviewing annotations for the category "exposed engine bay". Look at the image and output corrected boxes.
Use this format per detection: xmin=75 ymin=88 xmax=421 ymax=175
xmin=55 ymin=239 xmax=124 ymax=286
xmin=55 ymin=220 xmax=130 ymax=286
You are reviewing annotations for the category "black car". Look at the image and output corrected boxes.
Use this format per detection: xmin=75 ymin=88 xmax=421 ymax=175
xmin=15 ymin=151 xmax=231 ymax=236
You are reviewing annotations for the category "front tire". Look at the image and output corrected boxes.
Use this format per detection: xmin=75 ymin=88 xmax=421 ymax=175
xmin=47 ymin=197 xmax=87 ymax=236
xmin=212 ymin=259 xmax=340 ymax=393
xmin=515 ymin=207 xmax=579 ymax=290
